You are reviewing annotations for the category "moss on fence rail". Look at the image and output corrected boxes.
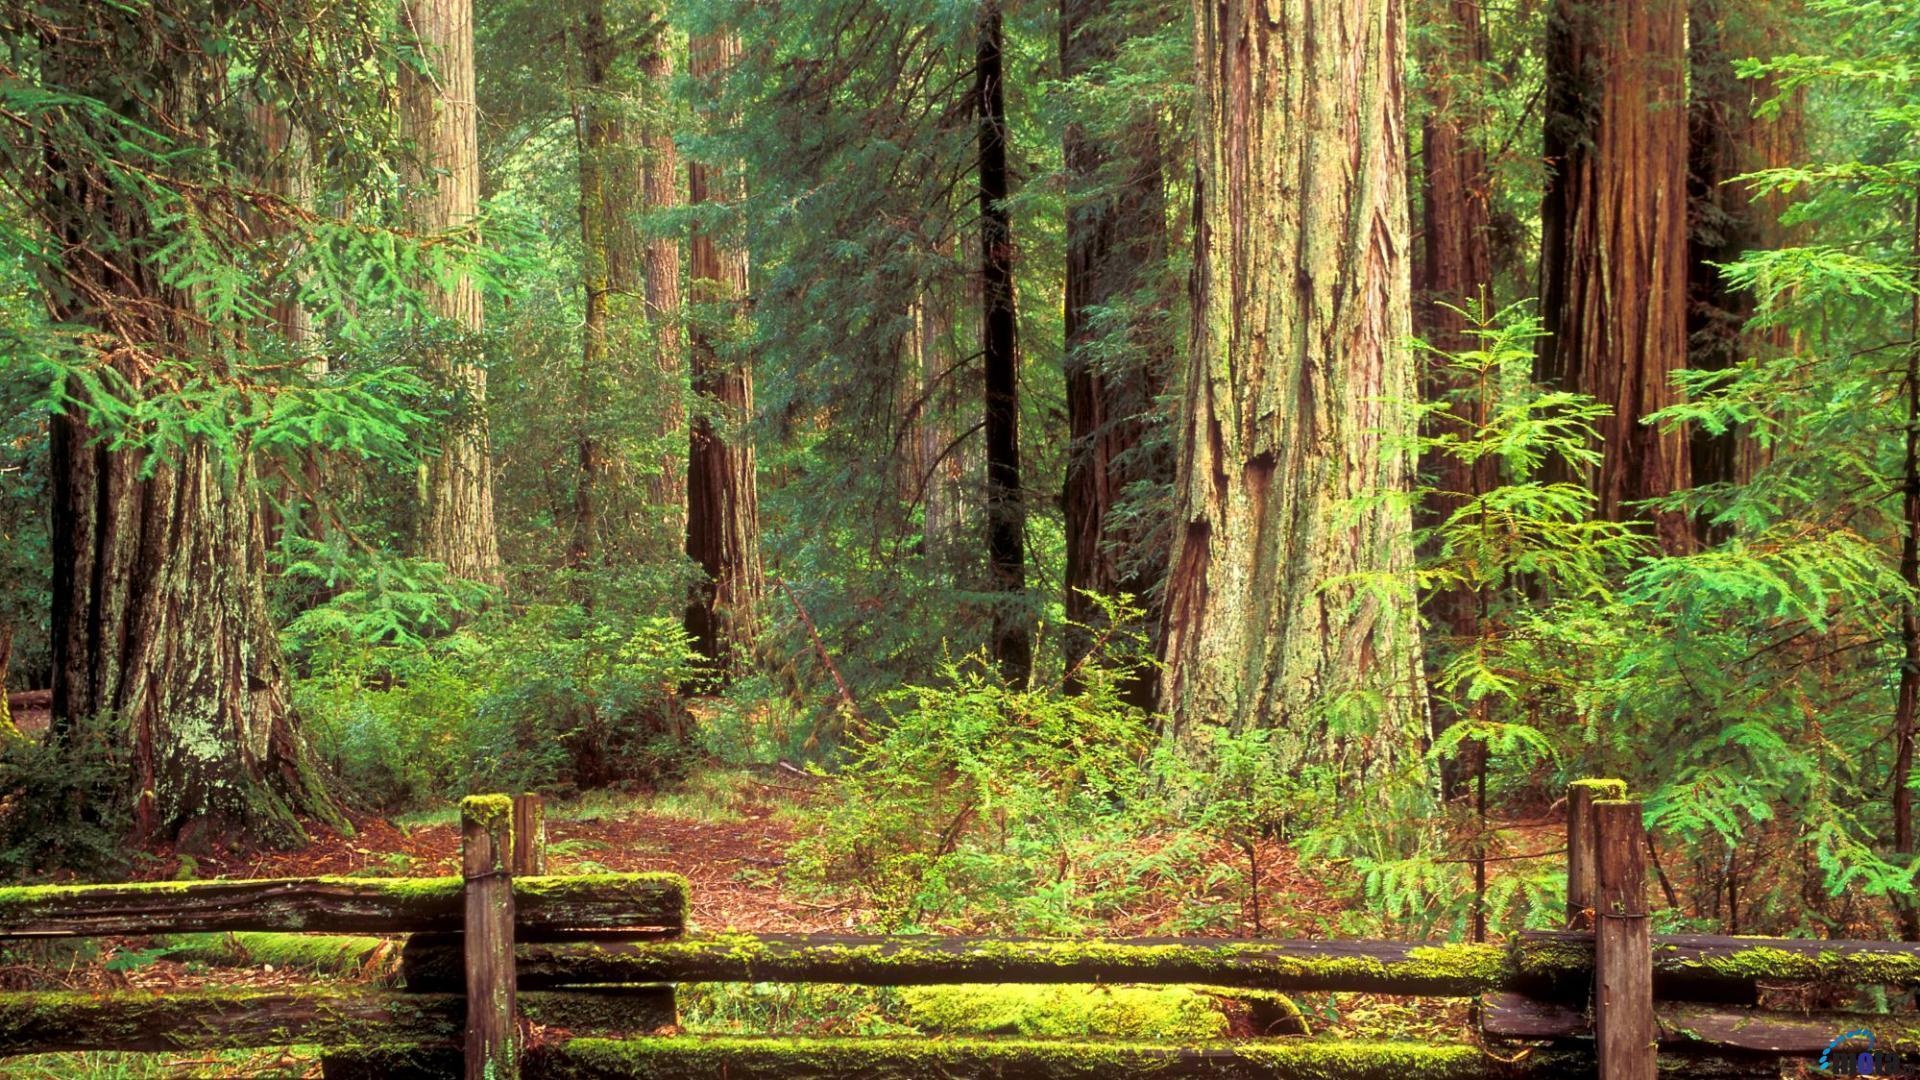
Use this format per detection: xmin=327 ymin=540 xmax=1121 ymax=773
xmin=529 ymin=1036 xmax=1503 ymax=1080
xmin=0 ymin=872 xmax=687 ymax=937
xmin=406 ymin=933 xmax=1513 ymax=995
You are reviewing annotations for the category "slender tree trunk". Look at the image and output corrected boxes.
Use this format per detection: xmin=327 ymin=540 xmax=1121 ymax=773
xmin=1060 ymin=0 xmax=1174 ymax=709
xmin=1686 ymin=0 xmax=1803 ymax=496
xmin=251 ymin=101 xmax=324 ymax=551
xmin=684 ymin=30 xmax=763 ymax=680
xmin=1538 ymin=0 xmax=1691 ymax=550
xmin=36 ymin=15 xmax=335 ymax=847
xmin=399 ymin=0 xmax=502 ymax=584
xmin=0 ymin=623 xmax=12 ymax=735
xmin=639 ymin=24 xmax=686 ymax=530
xmin=919 ymin=266 xmax=971 ymax=573
xmin=1160 ymin=0 xmax=1425 ymax=760
xmin=977 ymin=0 xmax=1030 ymax=686
xmin=1414 ymin=0 xmax=1494 ymax=795
xmin=569 ymin=0 xmax=647 ymax=569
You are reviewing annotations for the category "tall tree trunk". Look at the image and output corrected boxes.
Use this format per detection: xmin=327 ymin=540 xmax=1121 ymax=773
xmin=399 ymin=0 xmax=502 ymax=584
xmin=1060 ymin=0 xmax=1174 ymax=709
xmin=1160 ymin=0 xmax=1425 ymax=762
xmin=977 ymin=0 xmax=1031 ymax=686
xmin=1414 ymin=0 xmax=1494 ymax=794
xmin=1687 ymin=0 xmax=1803 ymax=496
xmin=37 ymin=19 xmax=334 ymax=846
xmin=569 ymin=0 xmax=647 ymax=569
xmin=684 ymin=30 xmax=763 ymax=680
xmin=1538 ymin=0 xmax=1691 ymax=550
xmin=640 ymin=24 xmax=686 ymax=531
xmin=251 ymin=101 xmax=325 ymax=551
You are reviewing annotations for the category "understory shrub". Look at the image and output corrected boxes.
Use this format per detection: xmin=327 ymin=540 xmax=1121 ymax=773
xmin=286 ymin=556 xmax=700 ymax=809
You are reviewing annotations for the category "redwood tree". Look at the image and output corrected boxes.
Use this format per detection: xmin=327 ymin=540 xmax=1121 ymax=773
xmin=1538 ymin=0 xmax=1691 ymax=548
xmin=29 ymin=1 xmax=338 ymax=845
xmin=1687 ymin=0 xmax=1803 ymax=493
xmin=978 ymin=0 xmax=1031 ymax=686
xmin=685 ymin=29 xmax=764 ymax=678
xmin=400 ymin=0 xmax=503 ymax=583
xmin=1160 ymin=0 xmax=1425 ymax=756
xmin=1060 ymin=0 xmax=1174 ymax=707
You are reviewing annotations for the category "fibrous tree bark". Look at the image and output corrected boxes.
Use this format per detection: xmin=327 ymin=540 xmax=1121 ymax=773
xmin=1686 ymin=0 xmax=1802 ymax=494
xmin=684 ymin=29 xmax=763 ymax=679
xmin=400 ymin=0 xmax=503 ymax=584
xmin=977 ymin=0 xmax=1031 ymax=686
xmin=1160 ymin=0 xmax=1425 ymax=758
xmin=639 ymin=20 xmax=686 ymax=530
xmin=1060 ymin=0 xmax=1174 ymax=709
xmin=35 ymin=6 xmax=334 ymax=845
xmin=1538 ymin=0 xmax=1691 ymax=549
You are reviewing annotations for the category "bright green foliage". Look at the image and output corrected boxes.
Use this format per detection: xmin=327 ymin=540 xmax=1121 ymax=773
xmin=788 ymin=625 xmax=1158 ymax=932
xmin=291 ymin=598 xmax=700 ymax=808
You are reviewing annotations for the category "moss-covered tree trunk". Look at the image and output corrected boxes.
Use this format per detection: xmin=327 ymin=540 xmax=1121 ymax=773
xmin=1060 ymin=0 xmax=1174 ymax=709
xmin=399 ymin=0 xmax=502 ymax=584
xmin=1538 ymin=0 xmax=1690 ymax=550
xmin=1686 ymin=0 xmax=1802 ymax=496
xmin=977 ymin=0 xmax=1031 ymax=686
xmin=684 ymin=30 xmax=763 ymax=680
xmin=1159 ymin=0 xmax=1425 ymax=760
xmin=39 ymin=25 xmax=332 ymax=846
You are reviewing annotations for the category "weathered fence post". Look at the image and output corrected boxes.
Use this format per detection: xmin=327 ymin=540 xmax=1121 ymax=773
xmin=1566 ymin=779 xmax=1626 ymax=930
xmin=1593 ymin=797 xmax=1655 ymax=1080
xmin=511 ymin=793 xmax=546 ymax=876
xmin=462 ymin=795 xmax=518 ymax=1080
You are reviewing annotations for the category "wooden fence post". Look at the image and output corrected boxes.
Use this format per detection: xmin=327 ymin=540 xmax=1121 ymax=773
xmin=512 ymin=794 xmax=546 ymax=876
xmin=462 ymin=795 xmax=518 ymax=1080
xmin=1566 ymin=779 xmax=1626 ymax=929
xmin=1593 ymin=798 xmax=1655 ymax=1080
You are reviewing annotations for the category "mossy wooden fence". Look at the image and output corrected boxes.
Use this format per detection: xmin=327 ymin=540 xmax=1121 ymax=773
xmin=0 ymin=787 xmax=1916 ymax=1078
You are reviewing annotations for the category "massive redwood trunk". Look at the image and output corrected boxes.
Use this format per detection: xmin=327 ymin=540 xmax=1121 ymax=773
xmin=1160 ymin=0 xmax=1425 ymax=759
xmin=1538 ymin=0 xmax=1691 ymax=548
xmin=1687 ymin=0 xmax=1803 ymax=494
xmin=399 ymin=0 xmax=502 ymax=584
xmin=978 ymin=0 xmax=1031 ymax=686
xmin=684 ymin=30 xmax=763 ymax=679
xmin=1060 ymin=0 xmax=1174 ymax=708
xmin=36 ymin=12 xmax=333 ymax=845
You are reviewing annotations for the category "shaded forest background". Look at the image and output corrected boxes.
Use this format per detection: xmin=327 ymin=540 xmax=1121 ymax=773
xmin=0 ymin=0 xmax=1917 ymax=946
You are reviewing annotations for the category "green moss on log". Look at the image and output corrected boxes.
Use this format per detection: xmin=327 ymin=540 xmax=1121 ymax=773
xmin=898 ymin=985 xmax=1228 ymax=1039
xmin=158 ymin=932 xmax=395 ymax=977
xmin=446 ymin=933 xmax=1512 ymax=995
xmin=535 ymin=1036 xmax=1501 ymax=1080
xmin=0 ymin=872 xmax=684 ymax=936
xmin=463 ymin=794 xmax=516 ymax=838
xmin=1568 ymin=779 xmax=1627 ymax=800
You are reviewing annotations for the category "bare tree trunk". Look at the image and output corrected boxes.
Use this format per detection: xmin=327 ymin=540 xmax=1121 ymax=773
xmin=684 ymin=30 xmax=763 ymax=680
xmin=1538 ymin=0 xmax=1691 ymax=550
xmin=399 ymin=0 xmax=502 ymax=584
xmin=640 ymin=23 xmax=686 ymax=531
xmin=1687 ymin=0 xmax=1803 ymax=497
xmin=1060 ymin=0 xmax=1174 ymax=709
xmin=977 ymin=0 xmax=1030 ymax=686
xmin=1160 ymin=0 xmax=1425 ymax=762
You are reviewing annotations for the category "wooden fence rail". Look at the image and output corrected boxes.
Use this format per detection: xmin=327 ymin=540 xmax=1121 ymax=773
xmin=0 ymin=783 xmax=1914 ymax=1078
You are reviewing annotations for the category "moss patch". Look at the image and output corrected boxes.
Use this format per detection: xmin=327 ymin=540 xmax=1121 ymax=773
xmin=898 ymin=984 xmax=1229 ymax=1039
